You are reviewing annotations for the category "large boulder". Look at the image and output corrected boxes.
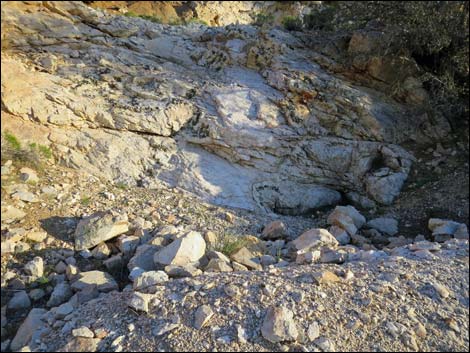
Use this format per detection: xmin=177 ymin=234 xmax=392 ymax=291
xmin=74 ymin=211 xmax=129 ymax=251
xmin=154 ymin=231 xmax=206 ymax=266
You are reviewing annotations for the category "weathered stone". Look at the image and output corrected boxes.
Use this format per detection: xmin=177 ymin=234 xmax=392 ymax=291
xmin=229 ymin=247 xmax=262 ymax=270
xmin=367 ymin=217 xmax=398 ymax=236
xmin=71 ymin=271 xmax=118 ymax=293
xmin=194 ymin=305 xmax=214 ymax=330
xmin=103 ymin=254 xmax=123 ymax=271
xmin=10 ymin=308 xmax=46 ymax=351
xmin=329 ymin=226 xmax=351 ymax=245
xmin=261 ymin=306 xmax=298 ymax=343
xmin=291 ymin=229 xmax=339 ymax=252
xmin=47 ymin=282 xmax=73 ymax=307
xmin=307 ymin=321 xmax=320 ymax=341
xmin=128 ymin=292 xmax=152 ymax=312
xmin=164 ymin=264 xmax=202 ymax=277
xmin=72 ymin=326 xmax=94 ymax=338
xmin=327 ymin=206 xmax=366 ymax=234
xmin=19 ymin=167 xmax=39 ymax=183
xmin=26 ymin=231 xmax=47 ymax=243
xmin=74 ymin=211 xmax=129 ymax=251
xmin=1 ymin=205 xmax=26 ymax=222
xmin=8 ymin=290 xmax=31 ymax=310
xmin=312 ymin=271 xmax=341 ymax=285
xmin=154 ymin=231 xmax=206 ymax=266
xmin=128 ymin=245 xmax=160 ymax=272
xmin=91 ymin=243 xmax=111 ymax=260
xmin=205 ymin=259 xmax=233 ymax=272
xmin=133 ymin=271 xmax=168 ymax=292
xmin=117 ymin=235 xmax=140 ymax=255
xmin=28 ymin=288 xmax=46 ymax=301
xmin=55 ymin=302 xmax=74 ymax=319
xmin=261 ymin=221 xmax=287 ymax=240
xmin=24 ymin=257 xmax=43 ymax=278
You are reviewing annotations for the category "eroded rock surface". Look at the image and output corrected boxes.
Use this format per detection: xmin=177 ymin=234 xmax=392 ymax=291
xmin=0 ymin=1 xmax=433 ymax=214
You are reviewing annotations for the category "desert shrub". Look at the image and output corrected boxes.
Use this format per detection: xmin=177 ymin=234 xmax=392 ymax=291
xmin=305 ymin=1 xmax=469 ymax=131
xmin=213 ymin=232 xmax=250 ymax=256
xmin=282 ymin=15 xmax=303 ymax=31
xmin=124 ymin=11 xmax=162 ymax=24
xmin=254 ymin=12 xmax=275 ymax=27
xmin=1 ymin=131 xmax=44 ymax=168
xmin=185 ymin=18 xmax=208 ymax=26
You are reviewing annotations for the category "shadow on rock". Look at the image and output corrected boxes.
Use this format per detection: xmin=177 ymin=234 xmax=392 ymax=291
xmin=39 ymin=216 xmax=79 ymax=246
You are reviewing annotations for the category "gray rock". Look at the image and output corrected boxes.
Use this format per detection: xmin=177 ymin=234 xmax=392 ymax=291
xmin=133 ymin=271 xmax=168 ymax=292
xmin=164 ymin=264 xmax=202 ymax=278
xmin=91 ymin=242 xmax=111 ymax=260
xmin=194 ymin=305 xmax=214 ymax=330
xmin=55 ymin=302 xmax=74 ymax=319
xmin=74 ymin=211 xmax=129 ymax=251
xmin=327 ymin=206 xmax=366 ymax=235
xmin=261 ymin=306 xmax=298 ymax=343
xmin=154 ymin=231 xmax=206 ymax=266
xmin=10 ymin=308 xmax=47 ymax=351
xmin=204 ymin=259 xmax=233 ymax=272
xmin=48 ymin=282 xmax=73 ymax=308
xmin=117 ymin=235 xmax=140 ymax=255
xmin=128 ymin=244 xmax=160 ymax=272
xmin=261 ymin=221 xmax=287 ymax=240
xmin=28 ymin=289 xmax=46 ymax=301
xmin=367 ymin=217 xmax=398 ymax=236
xmin=71 ymin=271 xmax=118 ymax=293
xmin=329 ymin=226 xmax=351 ymax=245
xmin=8 ymin=290 xmax=31 ymax=310
xmin=103 ymin=254 xmax=123 ymax=271
xmin=291 ymin=229 xmax=339 ymax=252
xmin=229 ymin=247 xmax=262 ymax=270
xmin=128 ymin=292 xmax=152 ymax=312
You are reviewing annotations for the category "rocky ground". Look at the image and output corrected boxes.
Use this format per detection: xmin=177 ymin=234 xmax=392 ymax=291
xmin=1 ymin=1 xmax=469 ymax=352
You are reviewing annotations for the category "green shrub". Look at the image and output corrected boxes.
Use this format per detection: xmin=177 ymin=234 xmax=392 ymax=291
xmin=254 ymin=12 xmax=275 ymax=27
xmin=4 ymin=131 xmax=21 ymax=150
xmin=81 ymin=196 xmax=91 ymax=205
xmin=116 ymin=182 xmax=128 ymax=190
xmin=282 ymin=16 xmax=303 ymax=31
xmin=185 ymin=18 xmax=208 ymax=26
xmin=124 ymin=11 xmax=162 ymax=24
xmin=213 ymin=232 xmax=250 ymax=256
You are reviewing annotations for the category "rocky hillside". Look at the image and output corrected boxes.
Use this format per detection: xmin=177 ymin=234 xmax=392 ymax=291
xmin=1 ymin=1 xmax=468 ymax=352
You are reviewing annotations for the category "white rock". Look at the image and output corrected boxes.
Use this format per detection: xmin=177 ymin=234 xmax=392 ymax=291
xmin=154 ymin=231 xmax=206 ymax=266
xmin=261 ymin=306 xmax=298 ymax=343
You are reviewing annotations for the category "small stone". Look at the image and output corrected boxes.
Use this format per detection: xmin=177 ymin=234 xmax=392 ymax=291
xmin=128 ymin=292 xmax=152 ymax=313
xmin=153 ymin=322 xmax=179 ymax=336
xmin=205 ymin=259 xmax=233 ymax=272
xmin=25 ymin=231 xmax=47 ymax=243
xmin=154 ymin=231 xmax=206 ymax=266
xmin=314 ymin=337 xmax=335 ymax=351
xmin=312 ymin=271 xmax=341 ymax=285
xmin=414 ymin=323 xmax=426 ymax=338
xmin=8 ymin=291 xmax=31 ymax=309
xmin=261 ymin=221 xmax=287 ymax=240
xmin=225 ymin=212 xmax=234 ymax=223
xmin=1 ymin=205 xmax=26 ymax=222
xmin=261 ymin=306 xmax=298 ymax=343
xmin=432 ymin=282 xmax=450 ymax=298
xmin=291 ymin=229 xmax=339 ymax=252
xmin=71 ymin=271 xmax=118 ymax=293
xmin=91 ymin=243 xmax=111 ymax=260
xmin=367 ymin=217 xmax=398 ymax=236
xmin=260 ymin=254 xmax=276 ymax=267
xmin=65 ymin=264 xmax=79 ymax=281
xmin=24 ymin=257 xmax=44 ymax=278
xmin=128 ymin=267 xmax=145 ymax=282
xmin=19 ymin=167 xmax=39 ymax=183
xmin=103 ymin=254 xmax=123 ymax=271
xmin=133 ymin=271 xmax=168 ymax=292
xmin=117 ymin=235 xmax=140 ymax=255
xmin=307 ymin=321 xmax=320 ymax=341
xmin=47 ymin=282 xmax=73 ymax=307
xmin=55 ymin=302 xmax=74 ymax=319
xmin=194 ymin=305 xmax=214 ymax=330
xmin=229 ymin=247 xmax=262 ymax=270
xmin=55 ymin=261 xmax=67 ymax=274
xmin=329 ymin=226 xmax=351 ymax=245
xmin=72 ymin=326 xmax=94 ymax=338
xmin=29 ymin=288 xmax=46 ymax=301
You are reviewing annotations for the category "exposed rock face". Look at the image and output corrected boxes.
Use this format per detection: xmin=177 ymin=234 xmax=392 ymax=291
xmin=1 ymin=1 xmax=439 ymax=214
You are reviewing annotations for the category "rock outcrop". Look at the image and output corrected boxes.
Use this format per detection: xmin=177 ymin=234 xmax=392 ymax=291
xmin=1 ymin=1 xmax=445 ymax=214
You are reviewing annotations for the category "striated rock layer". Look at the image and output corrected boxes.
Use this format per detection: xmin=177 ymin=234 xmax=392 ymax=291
xmin=1 ymin=1 xmax=445 ymax=213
